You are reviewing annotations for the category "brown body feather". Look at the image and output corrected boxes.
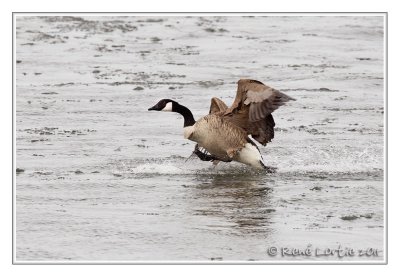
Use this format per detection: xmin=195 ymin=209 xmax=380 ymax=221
xmin=188 ymin=114 xmax=248 ymax=161
xmin=190 ymin=79 xmax=294 ymax=163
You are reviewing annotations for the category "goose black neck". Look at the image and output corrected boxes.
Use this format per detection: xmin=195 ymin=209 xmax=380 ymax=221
xmin=174 ymin=103 xmax=196 ymax=127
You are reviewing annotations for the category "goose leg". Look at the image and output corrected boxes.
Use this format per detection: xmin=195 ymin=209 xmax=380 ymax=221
xmin=193 ymin=144 xmax=220 ymax=162
xmin=212 ymin=160 xmax=220 ymax=170
xmin=193 ymin=144 xmax=214 ymax=161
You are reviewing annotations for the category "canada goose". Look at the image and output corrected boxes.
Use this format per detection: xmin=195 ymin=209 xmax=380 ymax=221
xmin=148 ymin=79 xmax=295 ymax=169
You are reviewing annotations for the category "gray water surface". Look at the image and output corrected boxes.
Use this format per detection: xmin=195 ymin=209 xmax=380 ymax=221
xmin=15 ymin=15 xmax=384 ymax=262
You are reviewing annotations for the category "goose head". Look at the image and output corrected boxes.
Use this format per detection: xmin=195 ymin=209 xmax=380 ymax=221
xmin=148 ymin=99 xmax=176 ymax=112
xmin=148 ymin=99 xmax=196 ymax=127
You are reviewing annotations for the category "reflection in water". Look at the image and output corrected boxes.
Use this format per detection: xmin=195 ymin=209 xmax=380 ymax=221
xmin=189 ymin=174 xmax=276 ymax=236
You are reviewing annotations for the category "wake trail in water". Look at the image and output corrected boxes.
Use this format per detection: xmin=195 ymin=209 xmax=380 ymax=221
xmin=110 ymin=154 xmax=383 ymax=180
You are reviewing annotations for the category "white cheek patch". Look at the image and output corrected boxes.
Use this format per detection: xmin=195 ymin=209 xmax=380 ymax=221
xmin=161 ymin=102 xmax=173 ymax=112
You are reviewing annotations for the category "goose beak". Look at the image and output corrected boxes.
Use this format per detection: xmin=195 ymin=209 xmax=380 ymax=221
xmin=148 ymin=104 xmax=158 ymax=111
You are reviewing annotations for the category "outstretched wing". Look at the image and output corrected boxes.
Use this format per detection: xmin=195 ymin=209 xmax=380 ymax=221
xmin=244 ymin=83 xmax=295 ymax=122
xmin=224 ymin=79 xmax=295 ymax=145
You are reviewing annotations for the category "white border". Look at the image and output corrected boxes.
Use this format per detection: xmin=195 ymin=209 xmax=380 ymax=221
xmin=11 ymin=12 xmax=387 ymax=266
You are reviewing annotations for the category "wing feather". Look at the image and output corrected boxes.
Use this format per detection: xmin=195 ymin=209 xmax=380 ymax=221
xmin=209 ymin=97 xmax=228 ymax=114
xmin=223 ymin=79 xmax=295 ymax=145
xmin=246 ymin=88 xmax=295 ymax=122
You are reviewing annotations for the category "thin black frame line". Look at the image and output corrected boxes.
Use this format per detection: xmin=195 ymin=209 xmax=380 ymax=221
xmin=12 ymin=12 xmax=388 ymax=265
xmin=12 ymin=259 xmax=387 ymax=265
xmin=12 ymin=12 xmax=388 ymax=14
xmin=12 ymin=12 xmax=15 ymax=265
xmin=384 ymin=11 xmax=388 ymax=265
